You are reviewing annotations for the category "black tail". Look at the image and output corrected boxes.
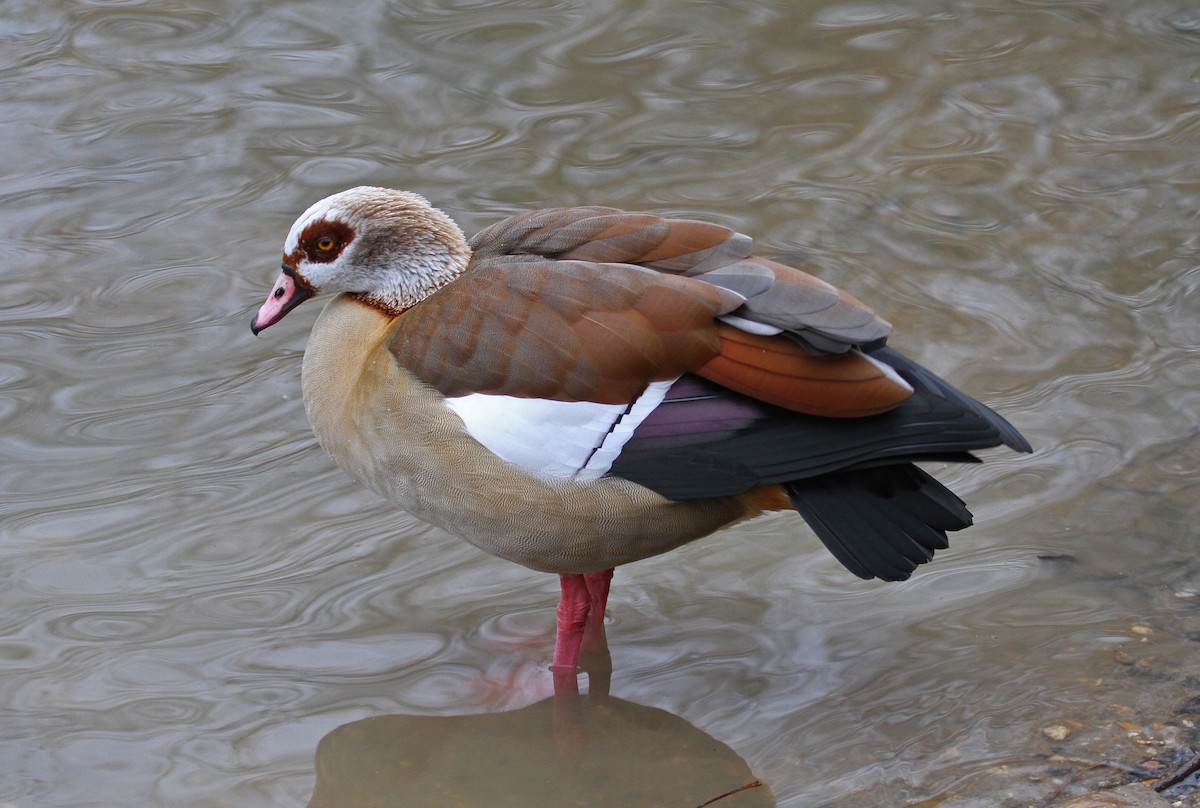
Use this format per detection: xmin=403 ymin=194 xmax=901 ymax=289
xmin=785 ymin=465 xmax=973 ymax=581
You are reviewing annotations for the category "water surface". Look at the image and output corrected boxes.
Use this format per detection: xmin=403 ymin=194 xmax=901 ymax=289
xmin=2 ymin=1 xmax=1199 ymax=806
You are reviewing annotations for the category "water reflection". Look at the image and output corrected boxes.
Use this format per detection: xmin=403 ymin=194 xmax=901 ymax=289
xmin=308 ymin=651 xmax=774 ymax=808
xmin=309 ymin=699 xmax=773 ymax=808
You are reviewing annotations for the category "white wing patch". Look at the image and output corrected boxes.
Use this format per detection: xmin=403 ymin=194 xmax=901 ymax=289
xmin=717 ymin=314 xmax=783 ymax=336
xmin=858 ymin=349 xmax=913 ymax=392
xmin=445 ymin=380 xmax=676 ymax=481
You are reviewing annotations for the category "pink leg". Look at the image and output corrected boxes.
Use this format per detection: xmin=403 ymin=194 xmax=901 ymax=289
xmin=581 ymin=569 xmax=613 ymax=656
xmin=552 ymin=569 xmax=615 ymax=761
xmin=552 ymin=574 xmax=590 ymax=674
xmin=550 ymin=568 xmax=615 ymax=675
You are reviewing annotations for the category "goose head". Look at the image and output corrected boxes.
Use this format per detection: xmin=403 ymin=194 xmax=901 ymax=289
xmin=251 ymin=186 xmax=470 ymax=334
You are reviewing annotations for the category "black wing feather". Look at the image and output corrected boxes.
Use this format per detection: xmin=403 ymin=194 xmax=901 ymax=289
xmin=608 ymin=346 xmax=1030 ymax=581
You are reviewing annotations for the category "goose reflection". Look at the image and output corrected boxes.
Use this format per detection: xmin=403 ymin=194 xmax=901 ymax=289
xmin=306 ymin=640 xmax=774 ymax=808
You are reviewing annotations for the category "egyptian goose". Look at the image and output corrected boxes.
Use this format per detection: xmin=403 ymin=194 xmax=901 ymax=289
xmin=252 ymin=186 xmax=1030 ymax=675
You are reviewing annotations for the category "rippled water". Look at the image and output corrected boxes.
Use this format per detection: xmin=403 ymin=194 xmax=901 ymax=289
xmin=2 ymin=1 xmax=1199 ymax=806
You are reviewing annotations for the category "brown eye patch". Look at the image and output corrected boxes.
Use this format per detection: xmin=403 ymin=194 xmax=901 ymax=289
xmin=299 ymin=220 xmax=356 ymax=263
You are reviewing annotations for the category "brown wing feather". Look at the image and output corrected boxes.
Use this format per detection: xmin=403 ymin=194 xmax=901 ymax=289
xmin=404 ymin=206 xmax=902 ymax=408
xmin=470 ymin=207 xmax=890 ymax=352
xmin=390 ymin=258 xmax=742 ymax=403
xmin=696 ymin=325 xmax=912 ymax=418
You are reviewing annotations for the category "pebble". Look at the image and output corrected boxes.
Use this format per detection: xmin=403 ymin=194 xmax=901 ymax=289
xmin=1043 ymin=725 xmax=1071 ymax=741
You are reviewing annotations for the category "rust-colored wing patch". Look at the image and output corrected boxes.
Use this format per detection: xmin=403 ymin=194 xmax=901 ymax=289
xmin=696 ymin=326 xmax=912 ymax=418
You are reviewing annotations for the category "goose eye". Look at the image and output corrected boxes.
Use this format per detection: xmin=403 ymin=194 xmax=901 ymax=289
xmin=299 ymin=220 xmax=354 ymax=263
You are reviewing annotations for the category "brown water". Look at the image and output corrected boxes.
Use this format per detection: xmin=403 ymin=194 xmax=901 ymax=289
xmin=2 ymin=1 xmax=1199 ymax=806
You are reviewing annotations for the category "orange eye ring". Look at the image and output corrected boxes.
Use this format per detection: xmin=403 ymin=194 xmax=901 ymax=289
xmin=315 ymin=235 xmax=337 ymax=252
